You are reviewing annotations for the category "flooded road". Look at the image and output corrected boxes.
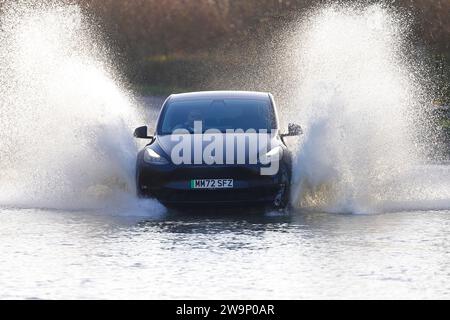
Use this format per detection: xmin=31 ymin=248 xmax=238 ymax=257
xmin=1 ymin=1 xmax=450 ymax=300
xmin=1 ymin=207 xmax=450 ymax=299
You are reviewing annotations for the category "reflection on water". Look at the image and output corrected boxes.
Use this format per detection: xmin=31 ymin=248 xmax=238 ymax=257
xmin=1 ymin=207 xmax=450 ymax=299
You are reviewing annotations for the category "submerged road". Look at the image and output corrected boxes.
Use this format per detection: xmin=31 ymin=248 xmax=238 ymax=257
xmin=0 ymin=96 xmax=449 ymax=299
xmin=1 ymin=207 xmax=450 ymax=299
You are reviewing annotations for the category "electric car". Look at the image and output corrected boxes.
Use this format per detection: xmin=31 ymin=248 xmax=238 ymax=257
xmin=134 ymin=91 xmax=302 ymax=209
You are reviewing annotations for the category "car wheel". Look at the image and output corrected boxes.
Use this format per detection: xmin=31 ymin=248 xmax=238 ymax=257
xmin=274 ymin=164 xmax=290 ymax=209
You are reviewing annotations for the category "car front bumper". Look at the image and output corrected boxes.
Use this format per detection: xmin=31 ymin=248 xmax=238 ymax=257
xmin=137 ymin=163 xmax=289 ymax=207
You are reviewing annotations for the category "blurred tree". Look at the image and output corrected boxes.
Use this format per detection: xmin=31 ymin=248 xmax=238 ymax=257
xmin=79 ymin=0 xmax=449 ymax=59
xmin=74 ymin=0 xmax=449 ymax=93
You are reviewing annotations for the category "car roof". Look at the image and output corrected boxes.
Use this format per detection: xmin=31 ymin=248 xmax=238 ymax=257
xmin=168 ymin=91 xmax=271 ymax=102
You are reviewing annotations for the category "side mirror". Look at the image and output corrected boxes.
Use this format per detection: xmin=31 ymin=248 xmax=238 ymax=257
xmin=134 ymin=126 xmax=153 ymax=139
xmin=282 ymin=123 xmax=303 ymax=137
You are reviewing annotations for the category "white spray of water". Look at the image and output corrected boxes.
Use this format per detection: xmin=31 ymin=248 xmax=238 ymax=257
xmin=1 ymin=2 xmax=448 ymax=215
xmin=286 ymin=5 xmax=450 ymax=214
xmin=0 ymin=1 xmax=164 ymax=213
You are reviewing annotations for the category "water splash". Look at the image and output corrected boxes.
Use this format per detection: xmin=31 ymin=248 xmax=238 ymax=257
xmin=286 ymin=4 xmax=450 ymax=213
xmin=0 ymin=0 xmax=163 ymax=213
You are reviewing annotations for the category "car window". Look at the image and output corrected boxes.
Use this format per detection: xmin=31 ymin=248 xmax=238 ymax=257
xmin=159 ymin=98 xmax=276 ymax=134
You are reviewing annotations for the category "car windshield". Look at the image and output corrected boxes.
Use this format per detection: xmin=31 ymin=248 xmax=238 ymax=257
xmin=158 ymin=98 xmax=277 ymax=134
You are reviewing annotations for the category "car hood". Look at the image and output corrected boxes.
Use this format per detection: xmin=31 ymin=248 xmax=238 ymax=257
xmin=157 ymin=133 xmax=282 ymax=164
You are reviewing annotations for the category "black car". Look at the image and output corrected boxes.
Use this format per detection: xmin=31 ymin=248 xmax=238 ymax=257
xmin=134 ymin=91 xmax=302 ymax=209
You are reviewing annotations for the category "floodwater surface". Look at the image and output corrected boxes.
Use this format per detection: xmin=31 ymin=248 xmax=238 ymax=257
xmin=1 ymin=207 xmax=450 ymax=299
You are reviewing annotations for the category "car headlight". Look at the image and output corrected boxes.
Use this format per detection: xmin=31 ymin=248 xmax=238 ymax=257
xmin=143 ymin=148 xmax=169 ymax=165
xmin=259 ymin=146 xmax=283 ymax=164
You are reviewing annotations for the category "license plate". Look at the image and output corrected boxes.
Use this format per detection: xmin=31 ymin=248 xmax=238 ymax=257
xmin=190 ymin=179 xmax=234 ymax=189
